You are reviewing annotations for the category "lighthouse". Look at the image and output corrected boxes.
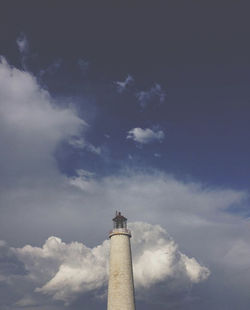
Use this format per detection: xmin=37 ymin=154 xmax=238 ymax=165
xmin=107 ymin=212 xmax=136 ymax=310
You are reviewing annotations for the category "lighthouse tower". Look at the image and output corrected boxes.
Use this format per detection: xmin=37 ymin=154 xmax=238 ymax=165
xmin=107 ymin=212 xmax=136 ymax=310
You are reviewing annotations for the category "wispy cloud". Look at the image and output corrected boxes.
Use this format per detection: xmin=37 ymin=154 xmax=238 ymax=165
xmin=136 ymin=83 xmax=166 ymax=108
xmin=69 ymin=137 xmax=101 ymax=155
xmin=69 ymin=169 xmax=95 ymax=191
xmin=16 ymin=32 xmax=30 ymax=70
xmin=127 ymin=127 xmax=165 ymax=144
xmin=86 ymin=143 xmax=101 ymax=155
xmin=114 ymin=74 xmax=134 ymax=93
xmin=39 ymin=59 xmax=62 ymax=78
xmin=16 ymin=32 xmax=29 ymax=54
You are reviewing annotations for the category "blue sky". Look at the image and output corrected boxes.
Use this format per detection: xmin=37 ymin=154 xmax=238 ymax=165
xmin=0 ymin=2 xmax=250 ymax=310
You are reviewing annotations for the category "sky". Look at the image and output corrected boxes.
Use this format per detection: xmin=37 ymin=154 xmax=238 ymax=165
xmin=0 ymin=1 xmax=250 ymax=309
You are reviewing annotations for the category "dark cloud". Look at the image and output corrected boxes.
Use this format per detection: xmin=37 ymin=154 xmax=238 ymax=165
xmin=0 ymin=243 xmax=27 ymax=276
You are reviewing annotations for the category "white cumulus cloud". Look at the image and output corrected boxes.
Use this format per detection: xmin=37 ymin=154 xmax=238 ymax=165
xmin=12 ymin=222 xmax=209 ymax=305
xmin=127 ymin=127 xmax=165 ymax=144
xmin=130 ymin=222 xmax=209 ymax=289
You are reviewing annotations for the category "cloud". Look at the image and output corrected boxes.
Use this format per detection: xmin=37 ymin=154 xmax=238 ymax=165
xmin=0 ymin=240 xmax=6 ymax=247
xmin=39 ymin=59 xmax=62 ymax=78
xmin=127 ymin=127 xmax=165 ymax=144
xmin=130 ymin=222 xmax=209 ymax=288
xmin=0 ymin=242 xmax=27 ymax=278
xmin=8 ymin=222 xmax=209 ymax=305
xmin=223 ymin=239 xmax=250 ymax=268
xmin=16 ymin=33 xmax=29 ymax=54
xmin=114 ymin=74 xmax=134 ymax=93
xmin=0 ymin=56 xmax=86 ymax=184
xmin=136 ymin=83 xmax=166 ymax=108
xmin=15 ymin=236 xmax=109 ymax=304
xmin=69 ymin=169 xmax=96 ymax=192
xmin=0 ymin=162 xmax=249 ymax=309
xmin=85 ymin=143 xmax=101 ymax=155
xmin=16 ymin=33 xmax=30 ymax=70
xmin=69 ymin=137 xmax=101 ymax=155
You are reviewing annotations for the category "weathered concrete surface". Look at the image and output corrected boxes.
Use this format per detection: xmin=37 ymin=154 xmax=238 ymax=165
xmin=107 ymin=230 xmax=136 ymax=310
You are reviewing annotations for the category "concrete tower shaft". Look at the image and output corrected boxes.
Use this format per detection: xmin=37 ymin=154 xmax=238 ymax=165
xmin=107 ymin=212 xmax=136 ymax=310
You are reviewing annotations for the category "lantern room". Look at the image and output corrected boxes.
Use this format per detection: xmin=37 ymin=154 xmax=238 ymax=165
xmin=112 ymin=211 xmax=127 ymax=229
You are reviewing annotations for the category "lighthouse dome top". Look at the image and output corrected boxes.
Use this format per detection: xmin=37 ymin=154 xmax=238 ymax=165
xmin=112 ymin=211 xmax=127 ymax=229
xmin=109 ymin=211 xmax=131 ymax=238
